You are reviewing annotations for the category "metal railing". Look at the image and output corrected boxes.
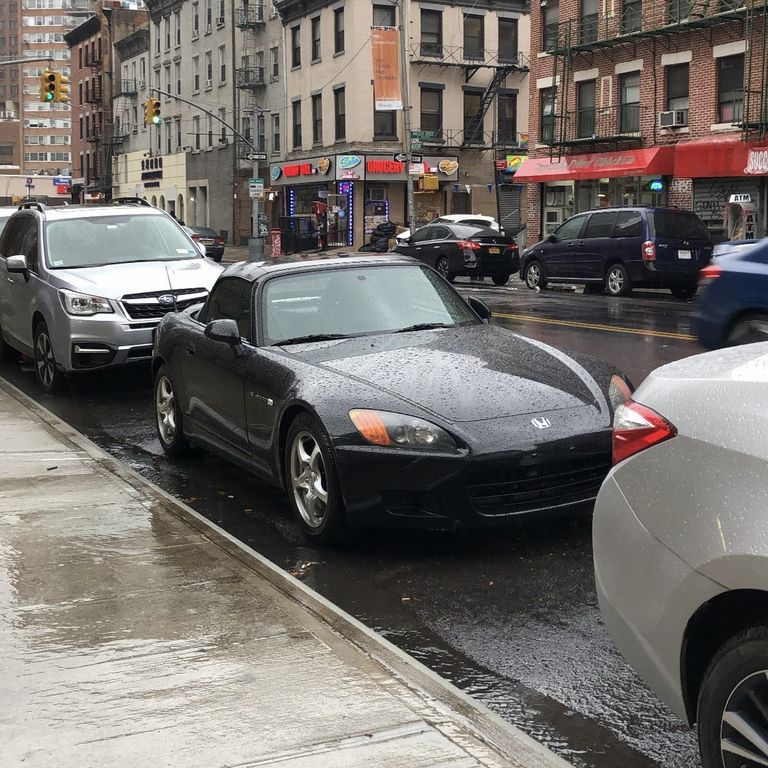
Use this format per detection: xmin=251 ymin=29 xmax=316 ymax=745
xmin=115 ymin=78 xmax=137 ymax=97
xmin=235 ymin=67 xmax=265 ymax=89
xmin=418 ymin=128 xmax=529 ymax=149
xmin=541 ymin=104 xmax=647 ymax=145
xmin=234 ymin=5 xmax=265 ymax=28
xmin=409 ymin=43 xmax=530 ymax=70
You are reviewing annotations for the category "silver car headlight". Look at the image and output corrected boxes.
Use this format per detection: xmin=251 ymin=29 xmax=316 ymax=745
xmin=59 ymin=289 xmax=114 ymax=316
xmin=349 ymin=409 xmax=457 ymax=451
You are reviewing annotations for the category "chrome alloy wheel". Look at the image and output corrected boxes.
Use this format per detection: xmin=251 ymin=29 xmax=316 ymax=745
xmin=720 ymin=669 xmax=768 ymax=767
xmin=290 ymin=430 xmax=329 ymax=530
xmin=35 ymin=329 xmax=56 ymax=389
xmin=526 ymin=262 xmax=541 ymax=288
xmin=436 ymin=257 xmax=450 ymax=279
xmin=607 ymin=267 xmax=625 ymax=295
xmin=155 ymin=375 xmax=177 ymax=445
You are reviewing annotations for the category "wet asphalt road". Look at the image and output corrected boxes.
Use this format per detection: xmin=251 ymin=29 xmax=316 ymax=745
xmin=1 ymin=279 xmax=704 ymax=768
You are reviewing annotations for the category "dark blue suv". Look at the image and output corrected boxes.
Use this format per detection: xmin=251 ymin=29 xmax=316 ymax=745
xmin=694 ymin=240 xmax=768 ymax=348
xmin=521 ymin=207 xmax=712 ymax=298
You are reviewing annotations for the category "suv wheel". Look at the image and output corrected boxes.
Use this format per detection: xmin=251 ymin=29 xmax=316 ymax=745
xmin=435 ymin=256 xmax=455 ymax=283
xmin=697 ymin=625 xmax=768 ymax=768
xmin=727 ymin=313 xmax=768 ymax=346
xmin=524 ymin=259 xmax=547 ymax=290
xmin=606 ymin=264 xmax=632 ymax=297
xmin=33 ymin=320 xmax=64 ymax=394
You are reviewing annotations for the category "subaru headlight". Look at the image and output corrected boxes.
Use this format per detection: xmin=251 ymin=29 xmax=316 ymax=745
xmin=608 ymin=373 xmax=633 ymax=412
xmin=349 ymin=409 xmax=457 ymax=451
xmin=59 ymin=289 xmax=114 ymax=316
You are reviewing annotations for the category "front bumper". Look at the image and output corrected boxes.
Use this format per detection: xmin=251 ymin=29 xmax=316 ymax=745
xmin=334 ymin=429 xmax=610 ymax=530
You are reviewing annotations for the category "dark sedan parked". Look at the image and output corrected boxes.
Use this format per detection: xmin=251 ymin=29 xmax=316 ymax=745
xmin=394 ymin=223 xmax=519 ymax=285
xmin=152 ymin=255 xmax=631 ymax=543
xmin=694 ymin=240 xmax=768 ymax=348
xmin=184 ymin=226 xmax=225 ymax=262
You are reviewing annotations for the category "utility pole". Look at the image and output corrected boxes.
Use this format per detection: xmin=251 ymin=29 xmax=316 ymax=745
xmin=398 ymin=0 xmax=416 ymax=234
xmin=250 ymin=106 xmax=264 ymax=260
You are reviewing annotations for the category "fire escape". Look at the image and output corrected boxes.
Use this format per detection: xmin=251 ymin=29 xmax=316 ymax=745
xmin=234 ymin=2 xmax=266 ymax=164
xmin=544 ymin=0 xmax=768 ymax=160
xmin=409 ymin=43 xmax=530 ymax=151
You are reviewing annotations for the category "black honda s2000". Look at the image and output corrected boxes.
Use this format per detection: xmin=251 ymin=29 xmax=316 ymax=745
xmin=152 ymin=255 xmax=632 ymax=543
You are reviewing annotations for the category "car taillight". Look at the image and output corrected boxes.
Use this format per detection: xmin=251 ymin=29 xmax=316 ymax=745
xmin=642 ymin=241 xmax=656 ymax=261
xmin=699 ymin=264 xmax=722 ymax=287
xmin=456 ymin=240 xmax=481 ymax=250
xmin=191 ymin=234 xmax=201 ymax=241
xmin=215 ymin=238 xmax=224 ymax=245
xmin=505 ymin=242 xmax=519 ymax=253
xmin=612 ymin=399 xmax=677 ymax=465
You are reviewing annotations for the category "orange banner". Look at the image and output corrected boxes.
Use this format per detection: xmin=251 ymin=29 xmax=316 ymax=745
xmin=372 ymin=27 xmax=402 ymax=111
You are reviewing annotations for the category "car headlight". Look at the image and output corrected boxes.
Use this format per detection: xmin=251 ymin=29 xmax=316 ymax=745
xmin=349 ymin=409 xmax=457 ymax=451
xmin=59 ymin=289 xmax=114 ymax=316
xmin=608 ymin=374 xmax=633 ymax=412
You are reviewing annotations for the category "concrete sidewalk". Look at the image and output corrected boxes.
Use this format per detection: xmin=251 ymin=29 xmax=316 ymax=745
xmin=0 ymin=377 xmax=572 ymax=768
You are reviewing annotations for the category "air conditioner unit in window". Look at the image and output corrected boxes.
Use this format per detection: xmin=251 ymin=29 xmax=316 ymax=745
xmin=658 ymin=109 xmax=688 ymax=128
xmin=216 ymin=16 xmax=225 ymax=24
xmin=205 ymin=79 xmax=212 ymax=89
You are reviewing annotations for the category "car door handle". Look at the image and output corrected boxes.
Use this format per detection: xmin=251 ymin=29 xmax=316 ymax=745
xmin=185 ymin=343 xmax=195 ymax=356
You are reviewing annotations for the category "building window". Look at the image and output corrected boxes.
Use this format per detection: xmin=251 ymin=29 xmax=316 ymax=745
xmin=619 ymin=71 xmax=640 ymax=132
xmin=207 ymin=114 xmax=213 ymax=147
xmin=192 ymin=115 xmax=200 ymax=149
xmin=334 ymin=87 xmax=345 ymax=140
xmin=540 ymin=87 xmax=556 ymax=143
xmin=373 ymin=4 xmax=396 ymax=26
xmin=219 ymin=45 xmax=226 ymax=82
xmin=718 ymin=54 xmax=743 ymax=122
xmin=164 ymin=64 xmax=171 ymax=94
xmin=155 ymin=22 xmax=160 ymax=54
xmin=166 ymin=121 xmax=172 ymax=153
xmin=666 ymin=62 xmax=689 ymax=113
xmin=192 ymin=3 xmax=199 ymax=38
xmin=420 ymin=87 xmax=442 ymax=137
xmin=374 ymin=105 xmax=396 ymax=138
xmin=242 ymin=116 xmax=251 ymax=142
xmin=420 ymin=9 xmax=442 ymax=56
xmin=542 ymin=1 xmax=559 ymax=51
xmin=193 ymin=56 xmax=199 ymax=91
xmin=292 ymin=100 xmax=302 ymax=148
xmin=205 ymin=0 xmax=212 ymax=30
xmin=577 ymin=79 xmax=596 ymax=137
xmin=334 ymin=8 xmax=344 ymax=54
xmin=668 ymin=0 xmax=694 ymax=23
xmin=291 ymin=25 xmax=301 ymax=68
xmin=257 ymin=113 xmax=265 ymax=150
xmin=498 ymin=19 xmax=518 ymax=62
xmin=581 ymin=0 xmax=598 ymax=43
xmin=270 ymin=46 xmax=279 ymax=79
xmin=312 ymin=94 xmax=323 ymax=144
xmin=164 ymin=16 xmax=170 ymax=50
xmin=219 ymin=107 xmax=227 ymax=141
xmin=205 ymin=51 xmax=212 ymax=86
xmin=272 ymin=113 xmax=280 ymax=153
xmin=176 ymin=117 xmax=182 ymax=148
xmin=463 ymin=91 xmax=482 ymax=143
xmin=463 ymin=15 xmax=483 ymax=60
xmin=498 ymin=92 xmax=517 ymax=143
xmin=311 ymin=16 xmax=321 ymax=61
xmin=218 ymin=0 xmax=225 ymax=23
xmin=175 ymin=61 xmax=181 ymax=95
xmin=621 ymin=0 xmax=642 ymax=33
xmin=174 ymin=10 xmax=181 ymax=46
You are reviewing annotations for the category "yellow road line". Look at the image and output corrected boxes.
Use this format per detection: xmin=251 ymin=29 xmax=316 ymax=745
xmin=492 ymin=311 xmax=696 ymax=341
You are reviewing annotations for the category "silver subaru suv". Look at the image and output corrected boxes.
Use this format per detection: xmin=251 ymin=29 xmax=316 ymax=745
xmin=0 ymin=199 xmax=223 ymax=392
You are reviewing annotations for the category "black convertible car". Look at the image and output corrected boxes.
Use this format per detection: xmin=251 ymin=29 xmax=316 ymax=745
xmin=152 ymin=255 xmax=632 ymax=543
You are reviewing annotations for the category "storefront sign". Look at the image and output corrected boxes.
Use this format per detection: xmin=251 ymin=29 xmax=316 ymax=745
xmin=505 ymin=155 xmax=527 ymax=173
xmin=364 ymin=154 xmax=460 ymax=182
xmin=371 ymin=27 xmax=402 ymax=110
xmin=744 ymin=148 xmax=768 ymax=175
xmin=367 ymin=159 xmax=404 ymax=174
xmin=336 ymin=155 xmax=363 ymax=180
xmin=269 ymin=156 xmax=337 ymax=185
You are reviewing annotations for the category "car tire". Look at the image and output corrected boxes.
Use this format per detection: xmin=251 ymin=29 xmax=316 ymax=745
xmin=671 ymin=284 xmax=698 ymax=300
xmin=524 ymin=259 xmax=547 ymax=290
xmin=285 ymin=412 xmax=348 ymax=545
xmin=492 ymin=274 xmax=511 ymax=286
xmin=727 ymin=313 xmax=768 ymax=346
xmin=33 ymin=320 xmax=64 ymax=394
xmin=697 ymin=625 xmax=768 ymax=768
xmin=605 ymin=263 xmax=632 ymax=297
xmin=435 ymin=256 xmax=455 ymax=283
xmin=154 ymin=364 xmax=189 ymax=456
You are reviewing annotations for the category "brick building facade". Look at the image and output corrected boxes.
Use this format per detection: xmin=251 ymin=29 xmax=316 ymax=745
xmin=516 ymin=0 xmax=768 ymax=245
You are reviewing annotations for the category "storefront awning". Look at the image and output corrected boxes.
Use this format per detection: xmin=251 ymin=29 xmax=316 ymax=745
xmin=675 ymin=136 xmax=768 ymax=178
xmin=513 ymin=146 xmax=675 ymax=183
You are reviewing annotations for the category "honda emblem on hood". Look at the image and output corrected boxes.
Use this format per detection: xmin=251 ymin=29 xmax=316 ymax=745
xmin=531 ymin=417 xmax=552 ymax=429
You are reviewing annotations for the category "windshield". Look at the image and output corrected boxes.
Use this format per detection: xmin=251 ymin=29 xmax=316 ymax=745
xmin=650 ymin=211 xmax=710 ymax=240
xmin=45 ymin=214 xmax=199 ymax=269
xmin=263 ymin=264 xmax=479 ymax=344
xmin=0 ymin=215 xmax=10 ymax=237
xmin=188 ymin=226 xmax=218 ymax=237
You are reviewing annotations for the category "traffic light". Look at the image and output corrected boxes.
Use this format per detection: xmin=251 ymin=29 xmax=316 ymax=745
xmin=55 ymin=72 xmax=70 ymax=104
xmin=40 ymin=70 xmax=56 ymax=103
xmin=144 ymin=97 xmax=162 ymax=126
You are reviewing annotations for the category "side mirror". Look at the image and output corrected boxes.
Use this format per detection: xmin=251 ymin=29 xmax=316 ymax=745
xmin=546 ymin=233 xmax=558 ymax=243
xmin=7 ymin=254 xmax=29 ymax=279
xmin=467 ymin=295 xmax=491 ymax=322
xmin=204 ymin=318 xmax=241 ymax=345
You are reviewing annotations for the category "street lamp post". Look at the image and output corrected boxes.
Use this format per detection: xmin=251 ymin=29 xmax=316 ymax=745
xmin=398 ymin=0 xmax=416 ymax=234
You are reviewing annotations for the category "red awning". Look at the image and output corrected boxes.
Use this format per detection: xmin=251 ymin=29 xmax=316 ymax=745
xmin=674 ymin=136 xmax=768 ymax=178
xmin=514 ymin=146 xmax=675 ymax=183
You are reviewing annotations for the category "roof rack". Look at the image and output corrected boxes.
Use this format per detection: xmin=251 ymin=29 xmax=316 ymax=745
xmin=110 ymin=196 xmax=153 ymax=207
xmin=17 ymin=201 xmax=46 ymax=213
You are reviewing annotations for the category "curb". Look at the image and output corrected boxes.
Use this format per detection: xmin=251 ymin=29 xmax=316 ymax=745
xmin=0 ymin=375 xmax=573 ymax=768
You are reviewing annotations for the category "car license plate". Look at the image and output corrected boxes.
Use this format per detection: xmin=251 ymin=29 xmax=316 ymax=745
xmin=678 ymin=249 xmax=692 ymax=259
xmin=488 ymin=247 xmax=500 ymax=254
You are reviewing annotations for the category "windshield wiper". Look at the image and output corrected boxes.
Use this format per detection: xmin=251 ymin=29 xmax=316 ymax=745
xmin=394 ymin=322 xmax=456 ymax=333
xmin=274 ymin=333 xmax=351 ymax=346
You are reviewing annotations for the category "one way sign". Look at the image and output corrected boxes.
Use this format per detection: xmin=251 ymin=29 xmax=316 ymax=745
xmin=394 ymin=153 xmax=422 ymax=163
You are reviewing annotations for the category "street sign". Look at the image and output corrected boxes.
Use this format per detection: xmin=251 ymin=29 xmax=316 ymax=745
xmin=410 ymin=130 xmax=437 ymax=141
xmin=53 ymin=176 xmax=71 ymax=186
xmin=410 ymin=142 xmax=423 ymax=152
xmin=25 ymin=177 xmax=33 ymax=186
xmin=246 ymin=152 xmax=267 ymax=162
xmin=249 ymin=178 xmax=264 ymax=200
xmin=394 ymin=153 xmax=422 ymax=163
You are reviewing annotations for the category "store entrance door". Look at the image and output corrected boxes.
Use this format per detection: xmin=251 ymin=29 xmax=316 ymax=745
xmin=327 ymin=194 xmax=350 ymax=247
